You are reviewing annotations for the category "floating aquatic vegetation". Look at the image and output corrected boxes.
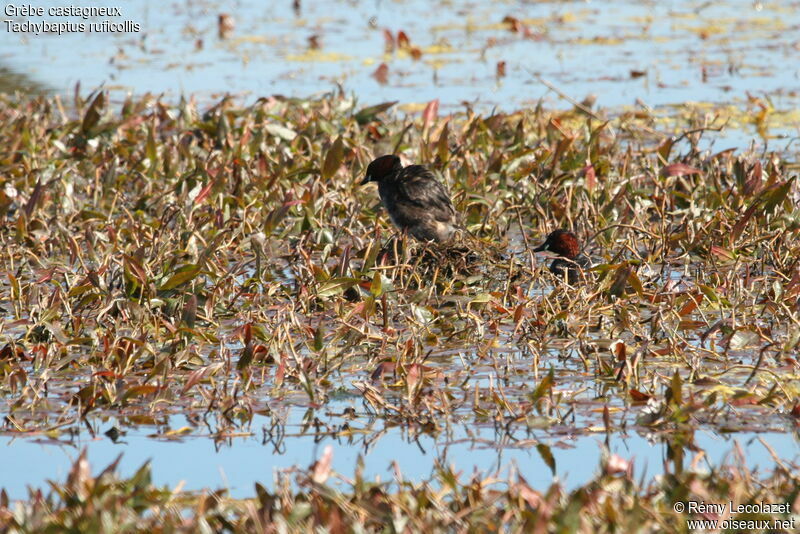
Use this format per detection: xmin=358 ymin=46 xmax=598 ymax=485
xmin=0 ymin=89 xmax=799 ymax=527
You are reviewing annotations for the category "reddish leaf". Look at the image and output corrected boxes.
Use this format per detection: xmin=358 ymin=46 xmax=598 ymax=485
xmin=406 ymin=363 xmax=422 ymax=391
xmin=371 ymin=361 xmax=396 ymax=381
xmin=652 ymin=342 xmax=686 ymax=356
xmin=243 ymin=323 xmax=252 ymax=345
xmin=312 ymin=445 xmax=334 ymax=483
xmin=693 ymin=377 xmax=719 ymax=386
xmin=194 ymin=180 xmax=214 ymax=205
xmin=182 ymin=294 xmax=197 ymax=329
xmin=422 ymin=98 xmax=439 ymax=129
xmin=502 ymin=15 xmax=525 ymax=34
xmin=93 ymin=370 xmax=122 ymax=379
xmin=516 ymin=478 xmax=545 ymax=509
xmin=217 ymin=13 xmax=234 ymax=39
xmin=182 ymin=367 xmax=207 ymax=395
xmin=397 ymin=30 xmax=410 ymax=49
xmin=383 ymin=29 xmax=395 ymax=52
xmin=0 ymin=344 xmax=28 ymax=361
xmin=24 ymin=179 xmax=44 ymax=217
xmin=605 ymin=454 xmax=630 ymax=476
xmin=34 ymin=267 xmax=56 ymax=283
xmin=730 ymin=395 xmax=758 ymax=406
xmin=677 ymin=293 xmax=704 ymax=317
xmin=123 ymin=254 xmax=148 ymax=286
xmin=730 ymin=202 xmax=758 ymax=243
xmin=661 ymin=163 xmax=701 ymax=177
xmin=372 ymin=63 xmax=389 ymax=84
xmin=629 ymin=389 xmax=653 ymax=402
xmin=275 ymin=355 xmax=286 ymax=385
xmin=710 ymin=245 xmax=735 ymax=261
xmin=611 ymin=340 xmax=626 ymax=361
xmin=743 ymin=160 xmax=762 ymax=196
xmin=513 ymin=303 xmax=526 ymax=323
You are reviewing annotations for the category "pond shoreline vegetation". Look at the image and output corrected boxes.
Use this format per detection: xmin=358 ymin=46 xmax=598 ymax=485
xmin=0 ymin=89 xmax=798 ymax=532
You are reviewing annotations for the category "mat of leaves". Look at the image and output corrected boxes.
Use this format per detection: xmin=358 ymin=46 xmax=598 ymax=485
xmin=0 ymin=90 xmax=798 ymax=531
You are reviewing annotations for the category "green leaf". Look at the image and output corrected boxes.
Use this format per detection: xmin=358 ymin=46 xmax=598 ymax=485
xmin=159 ymin=264 xmax=201 ymax=290
xmin=657 ymin=137 xmax=674 ymax=162
xmin=530 ymin=369 xmax=555 ymax=404
xmin=710 ymin=245 xmax=736 ymax=261
xmin=129 ymin=461 xmax=153 ymax=490
xmin=369 ymin=271 xmax=383 ymax=297
xmin=436 ymin=122 xmax=450 ymax=162
xmin=317 ymin=277 xmax=359 ymax=298
xmin=469 ymin=293 xmax=492 ymax=305
xmin=68 ymin=284 xmax=95 ymax=297
xmin=698 ymin=284 xmax=719 ymax=303
xmin=354 ymin=101 xmax=397 ymax=124
xmin=313 ymin=325 xmax=325 ymax=352
xmin=536 ymin=443 xmax=556 ymax=474
xmin=321 ymin=136 xmax=345 ymax=180
xmin=81 ymin=91 xmax=105 ymax=134
xmin=237 ymin=343 xmax=254 ymax=370
xmin=761 ymin=177 xmax=795 ymax=215
xmin=627 ymin=270 xmax=644 ymax=297
xmin=146 ymin=125 xmax=157 ymax=166
xmin=669 ymin=371 xmax=682 ymax=407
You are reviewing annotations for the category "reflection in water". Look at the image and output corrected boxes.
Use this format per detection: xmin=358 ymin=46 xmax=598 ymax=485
xmin=2 ymin=408 xmax=798 ymax=500
xmin=1 ymin=0 xmax=799 ymax=503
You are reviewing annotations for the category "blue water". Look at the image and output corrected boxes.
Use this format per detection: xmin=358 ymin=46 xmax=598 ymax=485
xmin=2 ymin=409 xmax=798 ymax=499
xmin=1 ymin=0 xmax=798 ymax=114
xmin=2 ymin=0 xmax=800 ymax=500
